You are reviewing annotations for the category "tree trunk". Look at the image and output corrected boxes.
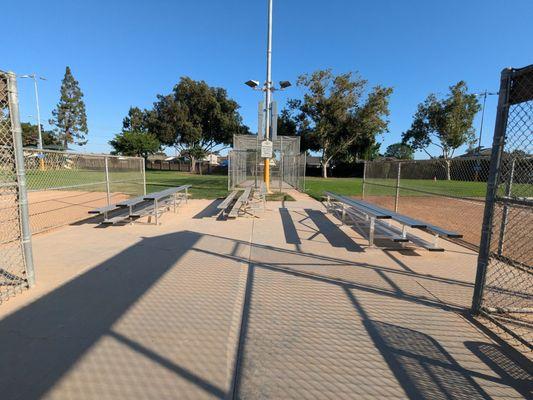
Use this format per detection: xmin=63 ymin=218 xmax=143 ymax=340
xmin=322 ymin=162 xmax=328 ymax=179
xmin=445 ymin=159 xmax=451 ymax=180
xmin=190 ymin=156 xmax=196 ymax=174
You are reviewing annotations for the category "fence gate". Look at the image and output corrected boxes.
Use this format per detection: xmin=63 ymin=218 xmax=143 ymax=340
xmin=472 ymin=65 xmax=533 ymax=352
xmin=0 ymin=71 xmax=35 ymax=302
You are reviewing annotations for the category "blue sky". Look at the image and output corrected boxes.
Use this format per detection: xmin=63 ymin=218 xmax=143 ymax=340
xmin=4 ymin=0 xmax=533 ymax=158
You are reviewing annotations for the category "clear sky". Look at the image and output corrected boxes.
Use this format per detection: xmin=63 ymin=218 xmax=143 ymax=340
xmin=4 ymin=0 xmax=533 ymax=158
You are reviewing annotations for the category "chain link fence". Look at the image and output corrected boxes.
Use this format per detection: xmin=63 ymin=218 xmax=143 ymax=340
xmin=0 ymin=71 xmax=35 ymax=303
xmin=24 ymin=149 xmax=145 ymax=234
xmin=229 ymin=135 xmax=305 ymax=191
xmin=472 ymin=65 xmax=532 ymax=353
xmin=363 ymin=156 xmax=490 ymax=248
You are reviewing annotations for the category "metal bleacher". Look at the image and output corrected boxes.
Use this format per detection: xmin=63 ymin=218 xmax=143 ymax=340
xmin=324 ymin=192 xmax=462 ymax=251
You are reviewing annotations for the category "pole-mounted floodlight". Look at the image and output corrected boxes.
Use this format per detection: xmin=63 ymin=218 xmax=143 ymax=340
xmin=279 ymin=80 xmax=292 ymax=90
xmin=245 ymin=80 xmax=260 ymax=89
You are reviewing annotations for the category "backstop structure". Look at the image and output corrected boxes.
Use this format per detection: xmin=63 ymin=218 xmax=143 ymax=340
xmin=228 ymin=135 xmax=305 ymax=192
xmin=472 ymin=65 xmax=532 ymax=352
xmin=0 ymin=71 xmax=35 ymax=302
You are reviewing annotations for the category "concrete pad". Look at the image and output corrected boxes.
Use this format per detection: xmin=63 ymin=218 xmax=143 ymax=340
xmin=0 ymin=196 xmax=530 ymax=399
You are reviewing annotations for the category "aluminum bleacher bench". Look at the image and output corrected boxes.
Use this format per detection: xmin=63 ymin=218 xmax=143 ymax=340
xmin=141 ymin=185 xmax=190 ymax=225
xmin=217 ymin=190 xmax=240 ymax=216
xmin=227 ymin=187 xmax=252 ymax=219
xmin=225 ymin=184 xmax=267 ymax=219
xmin=89 ymin=185 xmax=190 ymax=225
xmin=324 ymin=191 xmax=462 ymax=251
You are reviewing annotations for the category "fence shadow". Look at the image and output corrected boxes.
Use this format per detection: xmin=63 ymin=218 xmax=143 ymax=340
xmin=0 ymin=231 xmax=229 ymax=399
xmin=464 ymin=341 xmax=532 ymax=399
xmin=360 ymin=318 xmax=492 ymax=399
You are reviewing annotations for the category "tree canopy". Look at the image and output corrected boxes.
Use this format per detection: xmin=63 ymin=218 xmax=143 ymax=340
xmin=384 ymin=142 xmax=414 ymax=159
xmin=49 ymin=66 xmax=88 ymax=148
xmin=286 ymin=69 xmax=393 ymax=177
xmin=147 ymin=77 xmax=249 ymax=171
xmin=109 ymin=107 xmax=160 ymax=159
xmin=401 ymin=81 xmax=480 ymax=160
xmin=21 ymin=122 xmax=62 ymax=148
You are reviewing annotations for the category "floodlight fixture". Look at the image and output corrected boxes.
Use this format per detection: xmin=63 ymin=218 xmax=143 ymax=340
xmin=245 ymin=80 xmax=260 ymax=89
xmin=279 ymin=80 xmax=292 ymax=89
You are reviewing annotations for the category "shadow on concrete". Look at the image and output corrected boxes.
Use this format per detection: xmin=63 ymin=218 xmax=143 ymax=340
xmin=345 ymin=287 xmax=492 ymax=399
xmin=2 ymin=227 xmax=528 ymax=399
xmin=0 ymin=231 xmax=228 ymax=399
xmin=193 ymin=199 xmax=224 ymax=219
xmin=186 ymin=233 xmax=529 ymax=399
xmin=279 ymin=208 xmax=301 ymax=247
xmin=465 ymin=341 xmax=532 ymax=398
xmin=304 ymin=209 xmax=363 ymax=252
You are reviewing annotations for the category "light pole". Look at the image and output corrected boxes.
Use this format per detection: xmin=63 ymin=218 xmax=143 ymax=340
xmin=20 ymin=74 xmax=47 ymax=150
xmin=473 ymin=90 xmax=498 ymax=181
xmin=474 ymin=90 xmax=498 ymax=154
xmin=245 ymin=0 xmax=291 ymax=193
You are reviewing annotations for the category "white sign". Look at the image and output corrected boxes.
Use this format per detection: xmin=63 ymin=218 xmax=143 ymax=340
xmin=261 ymin=140 xmax=273 ymax=158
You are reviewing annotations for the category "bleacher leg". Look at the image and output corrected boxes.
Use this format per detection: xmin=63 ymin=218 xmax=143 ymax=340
xmin=369 ymin=216 xmax=375 ymax=246
xmin=433 ymin=233 xmax=440 ymax=249
xmin=155 ymin=198 xmax=159 ymax=225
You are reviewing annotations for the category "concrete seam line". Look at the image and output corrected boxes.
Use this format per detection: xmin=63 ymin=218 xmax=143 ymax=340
xmin=227 ymin=218 xmax=256 ymax=399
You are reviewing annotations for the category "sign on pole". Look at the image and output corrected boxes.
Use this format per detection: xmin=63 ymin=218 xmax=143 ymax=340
xmin=261 ymin=140 xmax=273 ymax=158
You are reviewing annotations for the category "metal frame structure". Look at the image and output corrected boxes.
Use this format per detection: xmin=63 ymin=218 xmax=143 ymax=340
xmin=471 ymin=65 xmax=533 ymax=351
xmin=0 ymin=71 xmax=35 ymax=302
xmin=228 ymin=135 xmax=305 ymax=192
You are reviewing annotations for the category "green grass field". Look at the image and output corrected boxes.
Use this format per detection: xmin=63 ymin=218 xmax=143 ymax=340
xmin=146 ymin=171 xmax=228 ymax=199
xmin=26 ymin=168 xmax=490 ymax=201
xmin=304 ymin=177 xmax=363 ymax=200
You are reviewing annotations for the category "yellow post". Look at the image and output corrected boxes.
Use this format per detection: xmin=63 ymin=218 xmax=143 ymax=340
xmin=264 ymin=157 xmax=270 ymax=193
xmin=39 ymin=157 xmax=45 ymax=171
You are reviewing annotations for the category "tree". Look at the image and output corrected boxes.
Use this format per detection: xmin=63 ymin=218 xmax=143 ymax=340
xmin=148 ymin=77 xmax=248 ymax=173
xmin=109 ymin=107 xmax=160 ymax=159
xmin=109 ymin=131 xmax=160 ymax=159
xmin=384 ymin=143 xmax=414 ymax=159
xmin=290 ymin=69 xmax=393 ymax=178
xmin=49 ymin=66 xmax=88 ymax=149
xmin=21 ymin=122 xmax=61 ymax=148
xmin=402 ymin=81 xmax=480 ymax=179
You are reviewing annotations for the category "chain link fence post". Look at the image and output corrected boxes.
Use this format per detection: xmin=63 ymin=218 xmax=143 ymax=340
xmin=362 ymin=161 xmax=367 ymax=199
xmin=394 ymin=162 xmax=401 ymax=212
xmin=104 ymin=156 xmax=111 ymax=207
xmin=7 ymin=72 xmax=35 ymax=287
xmin=141 ymin=157 xmax=147 ymax=196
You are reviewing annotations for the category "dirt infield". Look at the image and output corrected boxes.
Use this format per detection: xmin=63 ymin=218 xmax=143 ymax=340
xmin=28 ymin=190 xmax=131 ymax=234
xmin=362 ymin=195 xmax=485 ymax=247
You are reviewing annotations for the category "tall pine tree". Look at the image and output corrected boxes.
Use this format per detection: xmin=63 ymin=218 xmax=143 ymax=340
xmin=50 ymin=66 xmax=88 ymax=148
